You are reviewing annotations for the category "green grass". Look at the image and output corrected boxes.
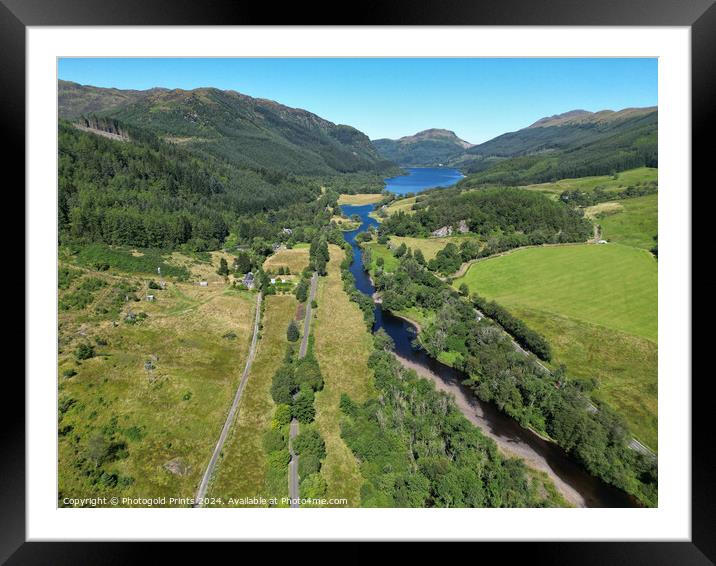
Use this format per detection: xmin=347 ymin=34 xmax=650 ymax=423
xmin=394 ymin=307 xmax=435 ymax=331
xmin=512 ymin=306 xmax=657 ymax=449
xmin=208 ymin=295 xmax=297 ymax=505
xmin=337 ymin=193 xmax=384 ymax=205
xmin=390 ymin=235 xmax=479 ymax=261
xmin=594 ymin=193 xmax=658 ymax=250
xmin=369 ymin=196 xmax=418 ymax=221
xmin=453 ymin=243 xmax=657 ymax=450
xmin=363 ymin=242 xmax=399 ymax=275
xmin=454 ymin=244 xmax=657 ymax=341
xmin=520 ymin=167 xmax=658 ymax=199
xmin=263 ymin=247 xmax=310 ymax=274
xmin=312 ymin=245 xmax=375 ymax=507
xmin=58 ymin=264 xmax=256 ymax=506
xmin=72 ymin=243 xmax=190 ymax=279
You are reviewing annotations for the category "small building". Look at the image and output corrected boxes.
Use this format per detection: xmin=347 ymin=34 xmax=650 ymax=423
xmin=242 ymin=272 xmax=255 ymax=289
xmin=282 ymin=228 xmax=293 ymax=235
xmin=146 ymin=295 xmax=155 ymax=302
xmin=597 ymin=239 xmax=608 ymax=244
xmin=272 ymin=243 xmax=281 ymax=251
xmin=199 ymin=281 xmax=208 ymax=287
xmin=270 ymin=278 xmax=276 ymax=284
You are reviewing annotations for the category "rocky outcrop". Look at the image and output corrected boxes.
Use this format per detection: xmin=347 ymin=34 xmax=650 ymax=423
xmin=431 ymin=226 xmax=452 ymax=237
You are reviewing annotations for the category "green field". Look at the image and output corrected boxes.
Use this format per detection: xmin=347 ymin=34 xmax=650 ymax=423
xmin=58 ymin=256 xmax=257 ymax=505
xmin=511 ymin=306 xmax=658 ymax=449
xmin=520 ymin=167 xmax=658 ymax=199
xmin=593 ymin=193 xmax=658 ymax=250
xmin=453 ymin=243 xmax=658 ymax=449
xmin=363 ymin=242 xmax=399 ymax=274
xmin=454 ymin=244 xmax=656 ymax=341
xmin=313 ymin=245 xmax=375 ymax=506
xmin=369 ymin=196 xmax=417 ymax=221
xmin=337 ymin=193 xmax=384 ymax=205
xmin=389 ymin=235 xmax=478 ymax=261
xmin=208 ymin=295 xmax=297 ymax=505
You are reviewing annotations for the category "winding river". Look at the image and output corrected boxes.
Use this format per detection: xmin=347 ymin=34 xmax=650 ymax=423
xmin=340 ymin=167 xmax=638 ymax=508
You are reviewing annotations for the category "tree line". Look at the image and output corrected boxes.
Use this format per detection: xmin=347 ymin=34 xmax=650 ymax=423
xmin=380 ymin=188 xmax=592 ymax=244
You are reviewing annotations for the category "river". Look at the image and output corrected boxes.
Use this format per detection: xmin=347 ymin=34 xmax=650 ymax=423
xmin=339 ymin=168 xmax=638 ymax=508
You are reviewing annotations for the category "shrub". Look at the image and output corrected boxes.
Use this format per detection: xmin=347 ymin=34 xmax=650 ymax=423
xmin=270 ymin=364 xmax=295 ymax=405
xmin=272 ymin=404 xmax=292 ymax=428
xmin=286 ymin=320 xmax=300 ymax=342
xmin=263 ymin=429 xmax=287 ymax=453
xmin=298 ymin=454 xmax=321 ymax=477
xmin=74 ymin=343 xmax=95 ymax=360
xmin=300 ymin=473 xmax=328 ymax=500
xmin=292 ymin=387 xmax=316 ymax=423
xmin=293 ymin=428 xmax=326 ymax=460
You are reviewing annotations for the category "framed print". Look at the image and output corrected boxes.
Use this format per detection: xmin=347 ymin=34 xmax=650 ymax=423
xmin=7 ymin=0 xmax=713 ymax=560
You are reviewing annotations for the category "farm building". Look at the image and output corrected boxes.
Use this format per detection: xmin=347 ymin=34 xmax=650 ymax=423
xmin=199 ymin=281 xmax=208 ymax=287
xmin=242 ymin=272 xmax=255 ymax=289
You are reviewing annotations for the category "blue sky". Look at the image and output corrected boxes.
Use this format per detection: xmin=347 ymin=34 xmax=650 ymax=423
xmin=58 ymin=58 xmax=657 ymax=144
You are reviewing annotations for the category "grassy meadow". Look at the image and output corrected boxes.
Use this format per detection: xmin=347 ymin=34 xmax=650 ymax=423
xmin=389 ymin=235 xmax=478 ymax=261
xmin=369 ymin=196 xmax=417 ymax=220
xmin=262 ymin=247 xmax=310 ymax=274
xmin=453 ymin=243 xmax=658 ymax=449
xmin=337 ymin=193 xmax=384 ymax=205
xmin=312 ymin=245 xmax=375 ymax=506
xmin=454 ymin=244 xmax=657 ymax=341
xmin=592 ymin=193 xmax=658 ymax=250
xmin=520 ymin=167 xmax=658 ymax=199
xmin=208 ymin=295 xmax=297 ymax=505
xmin=58 ymin=250 xmax=256 ymax=505
xmin=363 ymin=242 xmax=399 ymax=275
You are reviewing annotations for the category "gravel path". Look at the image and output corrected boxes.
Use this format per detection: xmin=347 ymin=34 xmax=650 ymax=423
xmin=193 ymin=292 xmax=263 ymax=507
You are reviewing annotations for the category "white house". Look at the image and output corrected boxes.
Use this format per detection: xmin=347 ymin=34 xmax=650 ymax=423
xmin=199 ymin=281 xmax=208 ymax=287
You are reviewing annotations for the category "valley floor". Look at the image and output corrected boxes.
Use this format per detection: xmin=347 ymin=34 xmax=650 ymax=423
xmin=312 ymin=245 xmax=375 ymax=506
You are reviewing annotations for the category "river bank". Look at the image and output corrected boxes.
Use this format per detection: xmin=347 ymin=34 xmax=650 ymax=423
xmin=393 ymin=353 xmax=584 ymax=507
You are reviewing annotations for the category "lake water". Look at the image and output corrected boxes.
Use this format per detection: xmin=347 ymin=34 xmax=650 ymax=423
xmin=383 ymin=167 xmax=464 ymax=195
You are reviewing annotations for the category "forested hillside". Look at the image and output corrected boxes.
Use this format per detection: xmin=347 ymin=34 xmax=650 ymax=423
xmin=455 ymin=108 xmax=657 ymax=185
xmin=373 ymin=129 xmax=473 ymax=167
xmin=381 ymin=187 xmax=592 ymax=242
xmin=58 ymin=121 xmax=321 ymax=250
xmin=58 ymin=81 xmax=397 ymax=176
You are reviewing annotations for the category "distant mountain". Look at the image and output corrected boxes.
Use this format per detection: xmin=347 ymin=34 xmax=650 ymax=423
xmin=58 ymin=81 xmax=395 ymax=176
xmin=58 ymin=80 xmax=166 ymax=118
xmin=454 ymin=107 xmax=657 ymax=185
xmin=372 ymin=128 xmax=473 ymax=167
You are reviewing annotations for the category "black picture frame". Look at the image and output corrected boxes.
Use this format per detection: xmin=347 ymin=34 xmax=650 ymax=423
xmin=7 ymin=0 xmax=711 ymax=561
